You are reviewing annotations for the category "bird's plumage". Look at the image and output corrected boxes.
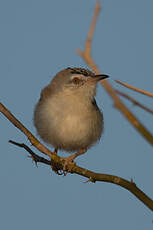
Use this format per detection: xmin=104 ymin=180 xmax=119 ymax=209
xmin=34 ymin=67 xmax=107 ymax=153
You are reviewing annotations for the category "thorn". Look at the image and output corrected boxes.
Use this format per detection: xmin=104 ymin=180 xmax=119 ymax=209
xmin=84 ymin=177 xmax=96 ymax=183
xmin=84 ymin=179 xmax=90 ymax=183
xmin=130 ymin=178 xmax=136 ymax=186
xmin=28 ymin=155 xmax=38 ymax=168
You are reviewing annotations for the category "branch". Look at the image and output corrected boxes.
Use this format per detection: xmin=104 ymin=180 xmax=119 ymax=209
xmin=116 ymin=89 xmax=153 ymax=115
xmin=115 ymin=80 xmax=153 ymax=98
xmin=9 ymin=140 xmax=64 ymax=175
xmin=0 ymin=101 xmax=153 ymax=211
xmin=9 ymin=140 xmax=51 ymax=166
xmin=8 ymin=141 xmax=153 ymax=211
xmin=76 ymin=0 xmax=153 ymax=146
xmin=76 ymin=0 xmax=100 ymax=71
xmin=0 ymin=102 xmax=53 ymax=158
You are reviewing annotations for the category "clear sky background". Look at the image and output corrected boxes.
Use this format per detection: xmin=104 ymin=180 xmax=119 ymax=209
xmin=0 ymin=0 xmax=153 ymax=229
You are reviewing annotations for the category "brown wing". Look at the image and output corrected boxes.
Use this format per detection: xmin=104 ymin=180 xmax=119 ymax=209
xmin=39 ymin=85 xmax=52 ymax=102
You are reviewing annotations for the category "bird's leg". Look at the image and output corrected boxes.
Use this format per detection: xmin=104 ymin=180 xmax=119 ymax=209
xmin=68 ymin=148 xmax=87 ymax=161
xmin=61 ymin=148 xmax=87 ymax=171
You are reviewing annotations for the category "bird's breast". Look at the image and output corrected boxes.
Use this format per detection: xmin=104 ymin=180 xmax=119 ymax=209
xmin=34 ymin=93 xmax=103 ymax=151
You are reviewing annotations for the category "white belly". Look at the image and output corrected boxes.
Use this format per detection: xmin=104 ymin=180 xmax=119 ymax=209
xmin=34 ymin=94 xmax=103 ymax=152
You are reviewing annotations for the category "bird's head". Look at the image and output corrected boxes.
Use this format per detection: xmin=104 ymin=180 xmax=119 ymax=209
xmin=50 ymin=67 xmax=109 ymax=99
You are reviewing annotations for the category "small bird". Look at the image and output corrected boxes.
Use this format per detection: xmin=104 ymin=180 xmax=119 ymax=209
xmin=34 ymin=67 xmax=108 ymax=163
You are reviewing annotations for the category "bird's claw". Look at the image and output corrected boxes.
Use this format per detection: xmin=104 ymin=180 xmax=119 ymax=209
xmin=60 ymin=156 xmax=76 ymax=172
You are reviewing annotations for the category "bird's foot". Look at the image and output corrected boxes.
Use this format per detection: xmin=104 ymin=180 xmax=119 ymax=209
xmin=60 ymin=148 xmax=87 ymax=172
xmin=60 ymin=156 xmax=76 ymax=172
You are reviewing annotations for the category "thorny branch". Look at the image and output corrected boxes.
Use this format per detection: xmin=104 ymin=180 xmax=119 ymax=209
xmin=6 ymin=128 xmax=153 ymax=211
xmin=9 ymin=140 xmax=51 ymax=166
xmin=0 ymin=0 xmax=153 ymax=211
xmin=0 ymin=103 xmax=53 ymax=158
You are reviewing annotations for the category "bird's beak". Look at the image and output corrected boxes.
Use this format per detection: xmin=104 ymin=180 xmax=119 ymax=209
xmin=93 ymin=74 xmax=109 ymax=81
xmin=87 ymin=74 xmax=109 ymax=83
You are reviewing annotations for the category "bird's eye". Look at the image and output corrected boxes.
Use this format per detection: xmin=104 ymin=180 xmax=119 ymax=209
xmin=72 ymin=77 xmax=80 ymax=84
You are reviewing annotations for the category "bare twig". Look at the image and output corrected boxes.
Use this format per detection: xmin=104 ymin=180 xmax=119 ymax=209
xmin=9 ymin=140 xmax=51 ymax=165
xmin=116 ymin=90 xmax=153 ymax=115
xmin=0 ymin=102 xmax=53 ymax=158
xmin=76 ymin=0 xmax=100 ymax=71
xmin=76 ymin=0 xmax=153 ymax=146
xmin=9 ymin=140 xmax=65 ymax=175
xmin=115 ymin=80 xmax=153 ymax=98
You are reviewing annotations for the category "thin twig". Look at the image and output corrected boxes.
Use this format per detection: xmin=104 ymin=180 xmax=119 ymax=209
xmin=85 ymin=0 xmax=101 ymax=58
xmin=76 ymin=0 xmax=100 ymax=71
xmin=76 ymin=0 xmax=153 ymax=146
xmin=9 ymin=140 xmax=51 ymax=165
xmin=0 ymin=102 xmax=53 ymax=158
xmin=116 ymin=89 xmax=153 ymax=115
xmin=9 ymin=140 xmax=65 ymax=175
xmin=115 ymin=80 xmax=153 ymax=98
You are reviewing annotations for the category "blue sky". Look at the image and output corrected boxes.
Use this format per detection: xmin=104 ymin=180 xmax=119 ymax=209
xmin=0 ymin=0 xmax=153 ymax=229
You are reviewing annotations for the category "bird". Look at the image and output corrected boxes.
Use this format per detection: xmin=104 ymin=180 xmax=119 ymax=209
xmin=34 ymin=67 xmax=109 ymax=164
